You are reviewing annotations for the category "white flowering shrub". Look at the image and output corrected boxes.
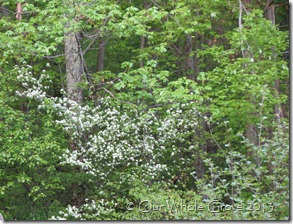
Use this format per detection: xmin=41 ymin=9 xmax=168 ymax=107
xmin=16 ymin=64 xmax=207 ymax=220
xmin=15 ymin=64 xmax=289 ymax=220
xmin=51 ymin=199 xmax=116 ymax=220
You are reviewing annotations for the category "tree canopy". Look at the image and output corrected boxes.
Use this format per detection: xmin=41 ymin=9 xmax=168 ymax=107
xmin=0 ymin=0 xmax=289 ymax=220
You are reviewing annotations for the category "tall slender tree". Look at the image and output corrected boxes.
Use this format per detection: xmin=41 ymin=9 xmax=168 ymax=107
xmin=65 ymin=22 xmax=84 ymax=104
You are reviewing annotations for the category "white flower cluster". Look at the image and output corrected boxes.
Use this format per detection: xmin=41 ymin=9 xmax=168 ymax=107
xmin=51 ymin=199 xmax=115 ymax=220
xmin=51 ymin=205 xmax=82 ymax=220
xmin=15 ymin=62 xmax=50 ymax=101
xmin=17 ymin=64 xmax=206 ymax=217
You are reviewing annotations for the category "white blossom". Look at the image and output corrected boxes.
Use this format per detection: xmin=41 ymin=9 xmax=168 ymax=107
xmin=17 ymin=64 xmax=205 ymax=218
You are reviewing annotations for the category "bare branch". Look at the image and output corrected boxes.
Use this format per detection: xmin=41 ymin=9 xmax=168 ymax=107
xmin=0 ymin=6 xmax=30 ymax=15
xmin=238 ymin=0 xmax=243 ymax=31
xmin=101 ymin=87 xmax=117 ymax=99
xmin=82 ymin=0 xmax=121 ymax=56
xmin=25 ymin=50 xmax=65 ymax=59
xmin=82 ymin=17 xmax=110 ymax=56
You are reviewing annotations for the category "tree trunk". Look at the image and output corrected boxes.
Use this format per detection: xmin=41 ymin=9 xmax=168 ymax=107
xmin=93 ymin=40 xmax=107 ymax=106
xmin=265 ymin=0 xmax=284 ymax=123
xmin=64 ymin=22 xmax=83 ymax=104
xmin=140 ymin=36 xmax=146 ymax=68
xmin=97 ymin=40 xmax=106 ymax=72
xmin=64 ymin=22 xmax=85 ymax=207
xmin=140 ymin=0 xmax=147 ymax=69
xmin=16 ymin=2 xmax=22 ymax=20
xmin=185 ymin=34 xmax=195 ymax=80
xmin=237 ymin=0 xmax=257 ymax=146
xmin=185 ymin=33 xmax=204 ymax=178
xmin=265 ymin=0 xmax=275 ymax=26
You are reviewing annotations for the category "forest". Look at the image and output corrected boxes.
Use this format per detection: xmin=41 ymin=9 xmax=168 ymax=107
xmin=0 ymin=0 xmax=289 ymax=221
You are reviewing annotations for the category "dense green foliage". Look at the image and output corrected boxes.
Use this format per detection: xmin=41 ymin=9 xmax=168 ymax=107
xmin=0 ymin=0 xmax=289 ymax=220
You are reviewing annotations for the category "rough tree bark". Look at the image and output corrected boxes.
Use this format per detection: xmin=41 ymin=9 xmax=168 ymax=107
xmin=64 ymin=22 xmax=84 ymax=104
xmin=64 ymin=22 xmax=84 ymax=207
